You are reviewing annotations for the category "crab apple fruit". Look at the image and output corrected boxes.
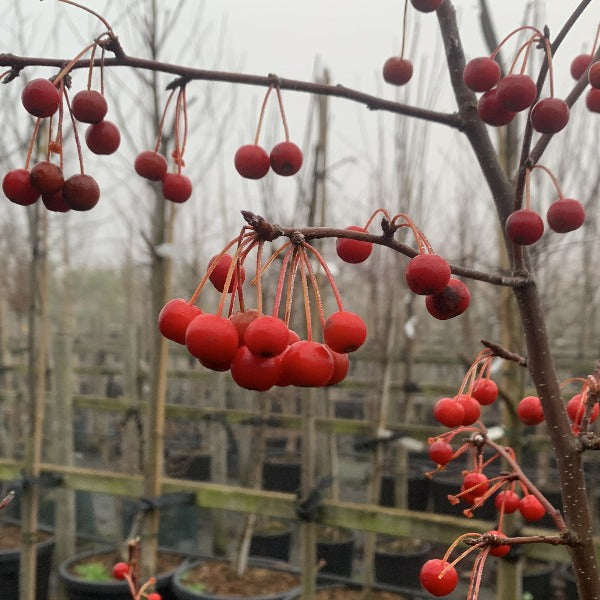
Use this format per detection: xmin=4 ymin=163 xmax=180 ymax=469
xmin=324 ymin=310 xmax=367 ymax=353
xmin=496 ymin=74 xmax=537 ymax=112
xmin=382 ymin=57 xmax=413 ymax=86
xmin=62 ymin=174 xmax=100 ymax=211
xmin=428 ymin=439 xmax=453 ymax=465
xmin=208 ymin=254 xmax=246 ymax=293
xmin=462 ymin=471 xmax=489 ymax=501
xmin=546 ymin=198 xmax=585 ymax=233
xmin=85 ymin=120 xmax=121 ymax=155
xmin=567 ymin=393 xmax=599 ymax=425
xmin=494 ymin=489 xmax=520 ymax=514
xmin=585 ymin=88 xmax=600 ymax=113
xmin=269 ymin=141 xmax=303 ymax=176
xmin=405 ymin=253 xmax=451 ymax=295
xmin=487 ymin=530 xmax=511 ymax=557
xmin=505 ymin=209 xmax=544 ymax=246
xmin=199 ymin=355 xmax=233 ymax=372
xmin=336 ymin=226 xmax=373 ymax=263
xmin=326 ymin=349 xmax=350 ymax=386
xmin=135 ymin=151 xmax=169 ymax=181
xmin=21 ymin=78 xmax=60 ymax=118
xmin=230 ymin=309 xmax=260 ymax=346
xmin=147 ymin=594 xmax=162 ymax=600
xmin=71 ymin=89 xmax=108 ymax=123
xmin=244 ymin=315 xmax=290 ymax=358
xmin=234 ymin=144 xmax=270 ymax=179
xmin=2 ymin=169 xmax=40 ymax=206
xmin=42 ymin=190 xmax=70 ymax=212
xmin=425 ymin=278 xmax=470 ymax=320
xmin=477 ymin=89 xmax=516 ymax=126
xmin=410 ymin=0 xmax=444 ymax=12
xmin=280 ymin=341 xmax=334 ymax=387
xmin=230 ymin=345 xmax=281 ymax=391
xmin=530 ymin=98 xmax=569 ymax=134
xmin=162 ymin=173 xmax=192 ymax=203
xmin=433 ymin=397 xmax=464 ymax=428
xmin=589 ymin=61 xmax=600 ymax=88
xmin=519 ymin=494 xmax=546 ymax=522
xmin=185 ymin=313 xmax=239 ymax=364
xmin=571 ymin=53 xmax=593 ymax=80
xmin=29 ymin=161 xmax=64 ymax=194
xmin=517 ymin=395 xmax=544 ymax=426
xmin=457 ymin=394 xmax=481 ymax=425
xmin=112 ymin=562 xmax=129 ymax=580
xmin=463 ymin=57 xmax=501 ymax=92
xmin=158 ymin=298 xmax=202 ymax=345
xmin=419 ymin=559 xmax=458 ymax=597
xmin=472 ymin=378 xmax=498 ymax=405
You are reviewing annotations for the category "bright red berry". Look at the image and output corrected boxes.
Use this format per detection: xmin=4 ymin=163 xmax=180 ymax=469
xmin=433 ymin=397 xmax=464 ymax=428
xmin=517 ymin=395 xmax=544 ymax=426
xmin=2 ymin=169 xmax=40 ymax=206
xmin=382 ymin=57 xmax=413 ymax=86
xmin=487 ymin=530 xmax=511 ymax=557
xmin=425 ymin=278 xmax=470 ymax=320
xmin=519 ymin=494 xmax=546 ymax=522
xmin=457 ymin=394 xmax=481 ymax=426
xmin=112 ymin=562 xmax=130 ymax=580
xmin=585 ymin=88 xmax=600 ymax=113
xmin=571 ymin=54 xmax=593 ymax=80
xmin=230 ymin=345 xmax=281 ymax=391
xmin=477 ymin=89 xmax=516 ymax=126
xmin=462 ymin=471 xmax=489 ymax=503
xmin=326 ymin=349 xmax=350 ymax=386
xmin=162 ymin=173 xmax=192 ymax=203
xmin=567 ymin=393 xmax=599 ymax=426
xmin=324 ymin=310 xmax=367 ymax=353
xmin=185 ymin=313 xmax=239 ymax=364
xmin=336 ymin=226 xmax=373 ymax=263
xmin=85 ymin=120 xmax=121 ymax=155
xmin=147 ymin=594 xmax=162 ymax=600
xmin=588 ymin=61 xmax=600 ymax=88
xmin=496 ymin=74 xmax=537 ymax=112
xmin=494 ymin=489 xmax=520 ymax=514
xmin=269 ymin=141 xmax=303 ymax=176
xmin=419 ymin=559 xmax=458 ymax=597
xmin=230 ymin=309 xmax=260 ymax=346
xmin=463 ymin=57 xmax=501 ymax=92
xmin=158 ymin=298 xmax=202 ymax=345
xmin=62 ymin=174 xmax=100 ymax=211
xmin=234 ymin=144 xmax=270 ymax=179
xmin=405 ymin=254 xmax=451 ymax=295
xmin=279 ymin=341 xmax=334 ymax=387
xmin=546 ymin=198 xmax=585 ymax=233
xmin=244 ymin=315 xmax=290 ymax=358
xmin=208 ymin=254 xmax=246 ymax=293
xmin=29 ymin=161 xmax=64 ymax=194
xmin=71 ymin=90 xmax=108 ymax=123
xmin=428 ymin=439 xmax=453 ymax=465
xmin=135 ymin=151 xmax=169 ymax=181
xmin=21 ymin=78 xmax=60 ymax=118
xmin=472 ymin=378 xmax=498 ymax=405
xmin=530 ymin=98 xmax=569 ymax=134
xmin=42 ymin=190 xmax=70 ymax=212
xmin=505 ymin=209 xmax=544 ymax=245
xmin=410 ymin=0 xmax=444 ymax=12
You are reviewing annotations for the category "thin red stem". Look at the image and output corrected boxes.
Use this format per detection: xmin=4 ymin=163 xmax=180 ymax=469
xmin=490 ymin=25 xmax=545 ymax=61
xmin=274 ymin=85 xmax=291 ymax=142
xmin=154 ymin=88 xmax=177 ymax=153
xmin=254 ymin=84 xmax=273 ymax=146
xmin=400 ymin=0 xmax=409 ymax=59
xmin=530 ymin=164 xmax=565 ymax=198
xmin=302 ymin=242 xmax=344 ymax=311
xmin=63 ymin=86 xmax=85 ymax=175
xmin=299 ymin=252 xmax=313 ymax=341
xmin=24 ymin=119 xmax=42 ymax=171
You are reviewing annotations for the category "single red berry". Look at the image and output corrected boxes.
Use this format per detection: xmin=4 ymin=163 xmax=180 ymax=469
xmin=29 ymin=161 xmax=64 ymax=194
xmin=208 ymin=254 xmax=246 ymax=293
xmin=546 ymin=198 xmax=585 ymax=233
xmin=477 ymin=89 xmax=516 ymax=126
xmin=147 ymin=594 xmax=162 ymax=600
xmin=244 ymin=315 xmax=290 ymax=358
xmin=135 ymin=151 xmax=169 ymax=181
xmin=428 ymin=439 xmax=453 ymax=465
xmin=280 ymin=341 xmax=334 ymax=387
xmin=505 ymin=209 xmax=544 ymax=245
xmin=162 ymin=173 xmax=192 ymax=203
xmin=457 ymin=394 xmax=481 ymax=426
xmin=519 ymin=494 xmax=546 ymax=522
xmin=324 ymin=310 xmax=367 ymax=353
xmin=494 ymin=489 xmax=520 ymax=514
xmin=62 ymin=174 xmax=100 ymax=211
xmin=234 ymin=144 xmax=270 ymax=179
xmin=230 ymin=309 xmax=260 ymax=346
xmin=42 ymin=190 xmax=70 ymax=212
xmin=585 ymin=87 xmax=600 ymax=113
xmin=530 ymin=98 xmax=569 ymax=134
xmin=158 ymin=298 xmax=202 ymax=345
xmin=199 ymin=356 xmax=233 ymax=372
xmin=85 ymin=120 xmax=121 ymax=155
xmin=517 ymin=395 xmax=544 ymax=426
xmin=462 ymin=471 xmax=489 ymax=502
xmin=410 ymin=0 xmax=444 ymax=12
xmin=425 ymin=278 xmax=470 ymax=320
xmin=571 ymin=54 xmax=593 ymax=80
xmin=112 ymin=562 xmax=130 ymax=580
xmin=2 ymin=169 xmax=40 ymax=206
xmin=487 ymin=530 xmax=511 ymax=557
xmin=269 ymin=141 xmax=303 ymax=176
xmin=419 ymin=559 xmax=458 ymax=597
xmin=382 ymin=57 xmax=413 ymax=86
xmin=405 ymin=254 xmax=451 ymax=295
xmin=463 ymin=57 xmax=501 ymax=92
xmin=567 ymin=393 xmax=599 ymax=425
xmin=588 ymin=61 xmax=600 ymax=88
xmin=433 ymin=397 xmax=464 ymax=428
xmin=336 ymin=226 xmax=373 ymax=263
xmin=21 ymin=78 xmax=60 ymax=118
xmin=472 ymin=378 xmax=498 ymax=405
xmin=326 ymin=349 xmax=350 ymax=386
xmin=71 ymin=90 xmax=108 ymax=123
xmin=496 ymin=74 xmax=537 ymax=112
xmin=185 ymin=313 xmax=239 ymax=364
xmin=230 ymin=345 xmax=282 ymax=391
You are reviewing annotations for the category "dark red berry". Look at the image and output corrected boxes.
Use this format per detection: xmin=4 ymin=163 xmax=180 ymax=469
xmin=425 ymin=278 xmax=470 ymax=320
xmin=477 ymin=89 xmax=516 ymax=126
xmin=428 ymin=439 xmax=453 ymax=465
xmin=494 ymin=490 xmax=520 ymax=514
xmin=326 ymin=349 xmax=350 ymax=386
xmin=405 ymin=254 xmax=451 ymax=295
xmin=517 ymin=395 xmax=544 ymax=426
xmin=567 ymin=393 xmax=599 ymax=426
xmin=505 ymin=209 xmax=544 ymax=245
xmin=382 ymin=57 xmax=413 ymax=86
xmin=336 ymin=226 xmax=373 ymax=263
xmin=234 ymin=144 xmax=270 ymax=179
xmin=546 ymin=198 xmax=584 ymax=233
xmin=162 ymin=173 xmax=192 ymax=203
xmin=158 ymin=298 xmax=202 ymax=345
xmin=324 ymin=310 xmax=367 ymax=353
xmin=496 ymin=74 xmax=537 ymax=112
xmin=42 ymin=190 xmax=70 ymax=212
xmin=134 ymin=151 xmax=169 ymax=181
xmin=208 ymin=254 xmax=246 ymax=293
xmin=269 ymin=141 xmax=303 ymax=176
xmin=185 ymin=313 xmax=239 ymax=364
xmin=589 ymin=61 xmax=600 ymax=88
xmin=463 ymin=57 xmax=501 ymax=92
xmin=2 ymin=169 xmax=40 ymax=206
xmin=585 ymin=87 xmax=600 ymax=113
xmin=571 ymin=54 xmax=593 ymax=80
xmin=21 ymin=78 xmax=60 ymax=118
xmin=71 ymin=90 xmax=108 ymax=123
xmin=419 ymin=559 xmax=457 ymax=597
xmin=29 ymin=161 xmax=64 ymax=194
xmin=62 ymin=174 xmax=100 ymax=211
xmin=112 ymin=562 xmax=129 ymax=580
xmin=530 ymin=98 xmax=569 ymax=134
xmin=472 ymin=378 xmax=498 ymax=405
xmin=230 ymin=309 xmax=260 ymax=346
xmin=457 ymin=394 xmax=481 ymax=426
xmin=410 ymin=0 xmax=444 ymax=12
xmin=85 ymin=120 xmax=121 ymax=155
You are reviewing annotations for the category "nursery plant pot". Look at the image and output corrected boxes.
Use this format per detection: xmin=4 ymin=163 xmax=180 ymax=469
xmin=250 ymin=520 xmax=292 ymax=562
xmin=316 ymin=526 xmax=354 ymax=578
xmin=0 ymin=523 xmax=55 ymax=600
xmin=172 ymin=557 xmax=301 ymax=600
xmin=374 ymin=536 xmax=431 ymax=589
xmin=522 ymin=560 xmax=555 ymax=600
xmin=379 ymin=471 xmax=430 ymax=511
xmin=563 ymin=565 xmax=579 ymax=600
xmin=262 ymin=458 xmax=301 ymax=493
xmin=166 ymin=451 xmax=212 ymax=481
xmin=304 ymin=582 xmax=412 ymax=599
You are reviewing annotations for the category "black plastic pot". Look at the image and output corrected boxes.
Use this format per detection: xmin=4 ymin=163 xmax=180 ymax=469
xmin=262 ymin=460 xmax=301 ymax=493
xmin=166 ymin=452 xmax=211 ymax=481
xmin=379 ymin=472 xmax=430 ymax=511
xmin=374 ymin=538 xmax=432 ymax=589
xmin=0 ymin=527 xmax=55 ymax=600
xmin=250 ymin=522 xmax=292 ymax=562
xmin=522 ymin=560 xmax=555 ymax=600
xmin=316 ymin=528 xmax=355 ymax=577
xmin=563 ymin=565 xmax=579 ymax=600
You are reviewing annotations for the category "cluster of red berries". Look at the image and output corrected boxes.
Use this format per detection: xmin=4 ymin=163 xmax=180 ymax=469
xmin=112 ymin=561 xmax=161 ymax=600
xmin=570 ymin=49 xmax=600 ymax=113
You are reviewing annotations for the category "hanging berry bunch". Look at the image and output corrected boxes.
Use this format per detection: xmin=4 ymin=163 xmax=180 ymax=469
xmin=112 ymin=539 xmax=162 ymax=600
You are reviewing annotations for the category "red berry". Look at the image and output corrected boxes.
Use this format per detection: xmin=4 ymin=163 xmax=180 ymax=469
xmin=85 ymin=120 xmax=121 ymax=155
xmin=158 ymin=298 xmax=202 ymax=345
xmin=428 ymin=439 xmax=453 ymax=465
xmin=494 ymin=490 xmax=520 ymax=514
xmin=433 ymin=397 xmax=464 ymax=428
xmin=269 ymin=141 xmax=303 ymax=176
xmin=230 ymin=345 xmax=281 ymax=391
xmin=546 ymin=198 xmax=585 ymax=233
xmin=487 ymin=530 xmax=511 ymax=557
xmin=112 ymin=561 xmax=129 ymax=580
xmin=62 ymin=174 xmax=100 ymax=211
xmin=589 ymin=61 xmax=600 ymax=88
xmin=405 ymin=254 xmax=451 ymax=295
xmin=71 ymin=90 xmax=108 ymax=123
xmin=419 ymin=559 xmax=458 ymax=597
xmin=244 ymin=315 xmax=290 ymax=358
xmin=324 ymin=310 xmax=367 ymax=353
xmin=162 ymin=173 xmax=192 ymax=203
xmin=185 ymin=313 xmax=239 ymax=364
xmin=234 ymin=144 xmax=270 ymax=179
xmin=382 ymin=57 xmax=413 ymax=86
xmin=2 ymin=169 xmax=40 ymax=206
xmin=410 ymin=0 xmax=444 ymax=12
xmin=496 ymin=74 xmax=537 ymax=112
xmin=135 ymin=151 xmax=169 ymax=181
xmin=336 ymin=226 xmax=373 ymax=263
xmin=199 ymin=356 xmax=233 ymax=372
xmin=585 ymin=87 xmax=600 ymax=113
xmin=517 ymin=395 xmax=544 ymax=426
xmin=530 ymin=98 xmax=569 ymax=134
xmin=230 ymin=309 xmax=260 ymax=346
xmin=457 ymin=394 xmax=481 ymax=426
xmin=21 ymin=78 xmax=60 ymax=118
xmin=147 ymin=594 xmax=162 ymax=600
xmin=472 ymin=378 xmax=498 ymax=405
xmin=42 ymin=189 xmax=70 ymax=212
xmin=567 ymin=393 xmax=599 ymax=426
xmin=326 ymin=349 xmax=350 ymax=386
xmin=208 ymin=254 xmax=246 ymax=293
xmin=477 ymin=89 xmax=516 ymax=126
xmin=425 ymin=278 xmax=470 ymax=320
xmin=462 ymin=471 xmax=489 ymax=501
xmin=519 ymin=494 xmax=546 ymax=522
xmin=505 ymin=209 xmax=544 ymax=245
xmin=571 ymin=54 xmax=593 ymax=80
xmin=279 ymin=341 xmax=334 ymax=387
xmin=29 ymin=161 xmax=64 ymax=194
xmin=463 ymin=57 xmax=501 ymax=92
